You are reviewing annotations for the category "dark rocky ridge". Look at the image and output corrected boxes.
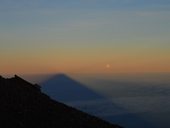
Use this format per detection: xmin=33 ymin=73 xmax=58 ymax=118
xmin=0 ymin=75 xmax=122 ymax=128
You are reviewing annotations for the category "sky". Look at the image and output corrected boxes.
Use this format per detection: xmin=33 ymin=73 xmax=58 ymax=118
xmin=0 ymin=0 xmax=170 ymax=75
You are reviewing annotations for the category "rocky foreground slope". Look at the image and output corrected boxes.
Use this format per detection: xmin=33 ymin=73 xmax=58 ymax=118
xmin=0 ymin=75 xmax=122 ymax=128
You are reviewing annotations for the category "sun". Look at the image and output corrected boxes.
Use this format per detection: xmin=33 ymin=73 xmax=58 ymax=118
xmin=106 ymin=64 xmax=111 ymax=68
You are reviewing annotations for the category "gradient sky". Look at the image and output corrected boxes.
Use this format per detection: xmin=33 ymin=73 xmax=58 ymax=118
xmin=0 ymin=0 xmax=170 ymax=75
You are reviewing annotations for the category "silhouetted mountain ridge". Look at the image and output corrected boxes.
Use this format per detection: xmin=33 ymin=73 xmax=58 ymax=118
xmin=0 ymin=75 xmax=122 ymax=128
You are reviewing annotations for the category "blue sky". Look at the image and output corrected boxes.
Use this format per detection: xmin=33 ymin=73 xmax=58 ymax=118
xmin=0 ymin=0 xmax=170 ymax=74
xmin=1 ymin=0 xmax=169 ymax=41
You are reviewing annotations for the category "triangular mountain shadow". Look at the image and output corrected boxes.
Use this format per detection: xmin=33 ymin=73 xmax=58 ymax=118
xmin=41 ymin=74 xmax=155 ymax=128
xmin=41 ymin=74 xmax=104 ymax=102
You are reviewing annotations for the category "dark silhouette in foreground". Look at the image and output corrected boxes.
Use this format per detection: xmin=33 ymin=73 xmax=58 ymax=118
xmin=0 ymin=75 xmax=122 ymax=128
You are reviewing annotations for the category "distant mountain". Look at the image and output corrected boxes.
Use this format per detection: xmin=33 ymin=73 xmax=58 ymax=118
xmin=0 ymin=75 xmax=122 ymax=128
xmin=41 ymin=74 xmax=104 ymax=102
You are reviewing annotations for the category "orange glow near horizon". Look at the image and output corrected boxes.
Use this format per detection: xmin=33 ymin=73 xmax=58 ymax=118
xmin=0 ymin=0 xmax=170 ymax=75
xmin=1 ymin=52 xmax=170 ymax=75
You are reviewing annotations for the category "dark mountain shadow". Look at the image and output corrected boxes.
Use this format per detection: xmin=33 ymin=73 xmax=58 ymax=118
xmin=41 ymin=74 xmax=105 ymax=102
xmin=41 ymin=74 xmax=156 ymax=128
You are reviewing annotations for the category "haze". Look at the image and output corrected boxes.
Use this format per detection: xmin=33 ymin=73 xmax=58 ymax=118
xmin=0 ymin=0 xmax=170 ymax=75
